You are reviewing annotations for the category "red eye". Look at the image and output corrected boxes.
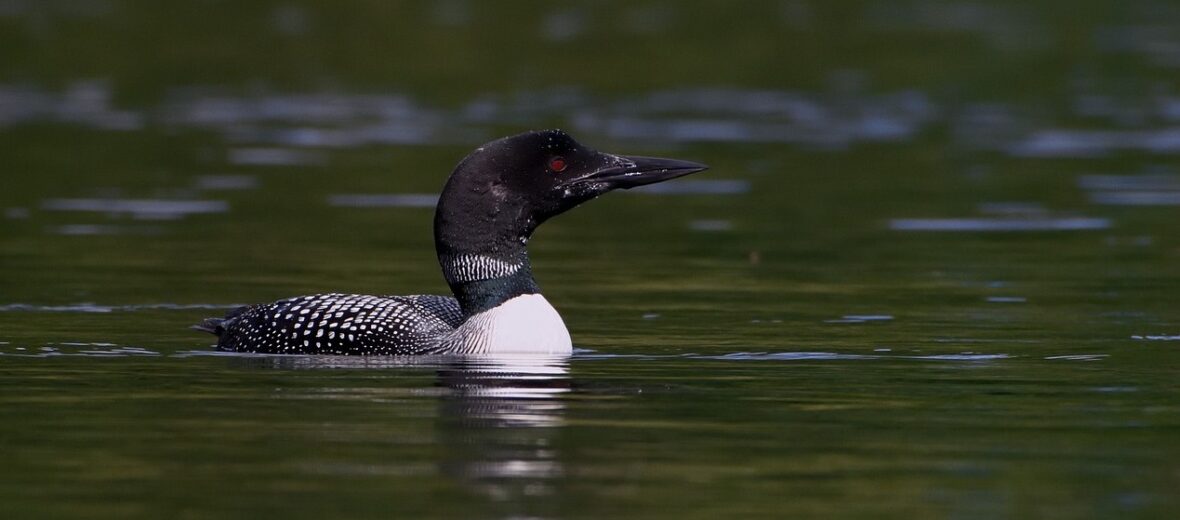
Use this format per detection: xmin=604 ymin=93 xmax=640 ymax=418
xmin=549 ymin=156 xmax=567 ymax=172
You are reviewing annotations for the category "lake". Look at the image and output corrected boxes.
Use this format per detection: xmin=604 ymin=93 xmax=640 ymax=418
xmin=1 ymin=2 xmax=1178 ymax=518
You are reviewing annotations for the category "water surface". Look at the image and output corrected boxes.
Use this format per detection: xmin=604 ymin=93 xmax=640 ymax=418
xmin=2 ymin=1 xmax=1179 ymax=518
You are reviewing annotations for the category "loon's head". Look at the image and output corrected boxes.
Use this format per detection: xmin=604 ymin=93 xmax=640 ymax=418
xmin=435 ymin=129 xmax=707 ymax=247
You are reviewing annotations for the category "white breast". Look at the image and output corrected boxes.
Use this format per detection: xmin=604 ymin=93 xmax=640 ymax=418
xmin=443 ymin=294 xmax=572 ymax=355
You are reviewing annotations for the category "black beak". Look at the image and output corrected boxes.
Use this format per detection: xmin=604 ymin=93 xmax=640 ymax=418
xmin=564 ymin=154 xmax=708 ymax=190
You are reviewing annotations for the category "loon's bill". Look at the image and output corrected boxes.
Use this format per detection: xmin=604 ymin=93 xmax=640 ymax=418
xmin=195 ymin=130 xmax=708 ymax=356
xmin=562 ymin=154 xmax=707 ymax=189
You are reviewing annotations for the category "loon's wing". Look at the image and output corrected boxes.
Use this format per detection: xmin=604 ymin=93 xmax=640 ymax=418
xmin=195 ymin=293 xmax=463 ymax=355
xmin=392 ymin=294 xmax=464 ymax=328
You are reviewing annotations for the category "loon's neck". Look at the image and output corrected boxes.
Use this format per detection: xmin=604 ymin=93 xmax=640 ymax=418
xmin=438 ymin=247 xmax=540 ymax=316
xmin=433 ymin=176 xmax=545 ymax=317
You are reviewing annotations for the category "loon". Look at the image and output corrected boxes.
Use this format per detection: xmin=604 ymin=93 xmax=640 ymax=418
xmin=194 ymin=130 xmax=707 ymax=355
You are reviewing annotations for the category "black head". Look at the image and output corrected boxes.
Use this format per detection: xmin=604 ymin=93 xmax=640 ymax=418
xmin=434 ymin=129 xmax=707 ymax=253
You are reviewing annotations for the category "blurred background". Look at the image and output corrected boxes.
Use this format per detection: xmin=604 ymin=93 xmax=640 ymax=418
xmin=1 ymin=1 xmax=1179 ymax=518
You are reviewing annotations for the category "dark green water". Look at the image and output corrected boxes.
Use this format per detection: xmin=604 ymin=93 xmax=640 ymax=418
xmin=2 ymin=2 xmax=1179 ymax=518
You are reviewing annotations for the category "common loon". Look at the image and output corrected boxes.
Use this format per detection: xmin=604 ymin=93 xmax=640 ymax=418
xmin=194 ymin=130 xmax=707 ymax=355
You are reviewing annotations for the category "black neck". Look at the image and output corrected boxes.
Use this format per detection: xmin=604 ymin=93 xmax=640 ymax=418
xmin=445 ymin=253 xmax=540 ymax=316
xmin=434 ymin=202 xmax=542 ymax=317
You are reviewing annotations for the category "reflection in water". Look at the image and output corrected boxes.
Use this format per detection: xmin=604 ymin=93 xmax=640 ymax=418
xmin=217 ymin=353 xmax=570 ymax=509
xmin=435 ymin=356 xmax=569 ymax=505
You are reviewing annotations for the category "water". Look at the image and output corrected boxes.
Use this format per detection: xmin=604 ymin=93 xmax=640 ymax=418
xmin=3 ymin=1 xmax=1180 ymax=518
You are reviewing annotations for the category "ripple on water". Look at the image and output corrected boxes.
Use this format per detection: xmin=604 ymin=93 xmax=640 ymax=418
xmin=705 ymin=351 xmax=1013 ymax=362
xmin=1079 ymin=172 xmax=1180 ymax=206
xmin=910 ymin=353 xmax=1010 ymax=361
xmin=49 ymin=224 xmax=163 ymax=236
xmin=193 ymin=174 xmax=259 ymax=191
xmin=41 ymin=198 xmax=228 ymax=220
xmin=0 ymin=80 xmax=141 ymax=130
xmin=5 ymin=208 xmax=30 ymax=219
xmin=0 ymin=344 xmax=160 ymax=358
xmin=977 ymin=202 xmax=1049 ymax=215
xmin=825 ymin=315 xmax=894 ymax=323
xmin=687 ymin=219 xmax=733 ymax=232
xmin=227 ymin=147 xmax=326 ymax=166
xmin=579 ymin=351 xmax=1012 ymax=363
xmin=889 ymin=217 xmax=1111 ymax=232
xmin=8 ymin=78 xmax=1180 ymax=163
xmin=986 ymin=296 xmax=1027 ymax=303
xmin=0 ymin=303 xmax=243 ymax=313
xmin=1091 ymin=192 xmax=1180 ymax=205
xmin=703 ymin=351 xmax=876 ymax=361
xmin=327 ymin=194 xmax=439 ymax=208
xmin=1078 ymin=173 xmax=1180 ymax=191
xmin=1007 ymin=128 xmax=1180 ymax=157
xmin=0 ymin=344 xmax=1038 ymax=365
xmin=3 ymin=82 xmax=939 ymax=148
xmin=630 ymin=179 xmax=750 ymax=195
xmin=1044 ymin=354 xmax=1110 ymax=361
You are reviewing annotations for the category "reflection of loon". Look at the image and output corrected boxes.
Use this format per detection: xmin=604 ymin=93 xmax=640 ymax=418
xmin=195 ymin=130 xmax=706 ymax=355
xmin=435 ymin=356 xmax=570 ymax=504
xmin=240 ymin=354 xmax=569 ymax=507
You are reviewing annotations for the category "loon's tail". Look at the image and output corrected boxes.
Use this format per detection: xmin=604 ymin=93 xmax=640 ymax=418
xmin=191 ymin=317 xmax=226 ymax=335
xmin=191 ymin=306 xmax=249 ymax=336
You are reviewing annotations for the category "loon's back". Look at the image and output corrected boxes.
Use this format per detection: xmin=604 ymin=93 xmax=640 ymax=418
xmin=201 ymin=294 xmax=463 ymax=355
